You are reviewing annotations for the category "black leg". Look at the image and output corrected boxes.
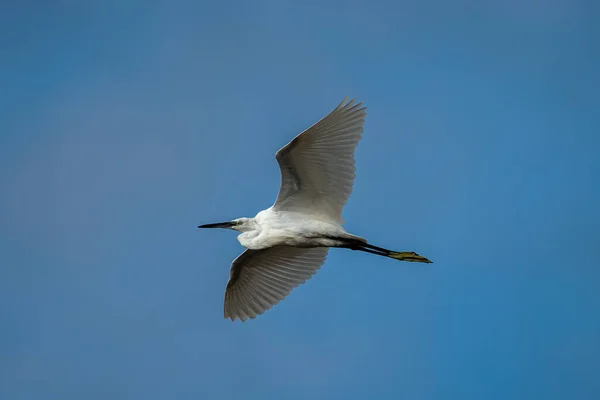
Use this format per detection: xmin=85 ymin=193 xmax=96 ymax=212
xmin=332 ymin=236 xmax=433 ymax=263
xmin=347 ymin=240 xmax=432 ymax=263
xmin=349 ymin=246 xmax=388 ymax=257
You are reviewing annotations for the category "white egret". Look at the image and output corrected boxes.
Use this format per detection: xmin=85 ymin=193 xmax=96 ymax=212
xmin=199 ymin=98 xmax=432 ymax=322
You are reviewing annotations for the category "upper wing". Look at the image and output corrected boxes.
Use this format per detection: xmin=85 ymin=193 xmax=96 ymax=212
xmin=224 ymin=246 xmax=329 ymax=322
xmin=273 ymin=98 xmax=367 ymax=223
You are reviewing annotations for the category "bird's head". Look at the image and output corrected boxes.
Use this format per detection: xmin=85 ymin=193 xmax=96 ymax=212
xmin=197 ymin=217 xmax=253 ymax=232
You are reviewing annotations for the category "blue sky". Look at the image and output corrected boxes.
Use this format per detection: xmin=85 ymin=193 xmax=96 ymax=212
xmin=1 ymin=1 xmax=599 ymax=399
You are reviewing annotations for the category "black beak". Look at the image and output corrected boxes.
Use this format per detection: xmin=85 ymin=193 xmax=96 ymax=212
xmin=197 ymin=221 xmax=235 ymax=229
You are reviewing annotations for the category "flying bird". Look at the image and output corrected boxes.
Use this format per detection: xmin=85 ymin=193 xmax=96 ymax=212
xmin=199 ymin=98 xmax=432 ymax=322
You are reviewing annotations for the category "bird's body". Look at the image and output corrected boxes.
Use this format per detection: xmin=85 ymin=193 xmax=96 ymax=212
xmin=235 ymin=208 xmax=361 ymax=250
xmin=199 ymin=98 xmax=432 ymax=322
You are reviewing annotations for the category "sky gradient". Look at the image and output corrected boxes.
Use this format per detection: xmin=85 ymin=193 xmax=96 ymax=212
xmin=1 ymin=1 xmax=599 ymax=399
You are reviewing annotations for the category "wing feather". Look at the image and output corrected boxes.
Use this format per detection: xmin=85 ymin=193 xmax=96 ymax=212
xmin=273 ymin=98 xmax=367 ymax=222
xmin=224 ymin=246 xmax=329 ymax=321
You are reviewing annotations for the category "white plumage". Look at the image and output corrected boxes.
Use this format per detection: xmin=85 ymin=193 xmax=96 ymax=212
xmin=199 ymin=98 xmax=431 ymax=322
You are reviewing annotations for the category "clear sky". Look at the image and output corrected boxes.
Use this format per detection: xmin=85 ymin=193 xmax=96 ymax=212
xmin=1 ymin=1 xmax=599 ymax=399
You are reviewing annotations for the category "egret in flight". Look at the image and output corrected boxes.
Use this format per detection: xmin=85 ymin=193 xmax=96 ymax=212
xmin=199 ymin=98 xmax=432 ymax=322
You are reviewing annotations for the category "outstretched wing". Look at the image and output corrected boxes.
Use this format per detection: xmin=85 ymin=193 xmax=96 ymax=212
xmin=224 ymin=246 xmax=329 ymax=321
xmin=273 ymin=98 xmax=367 ymax=223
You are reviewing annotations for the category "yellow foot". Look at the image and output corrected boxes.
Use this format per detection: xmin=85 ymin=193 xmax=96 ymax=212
xmin=388 ymin=251 xmax=432 ymax=263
